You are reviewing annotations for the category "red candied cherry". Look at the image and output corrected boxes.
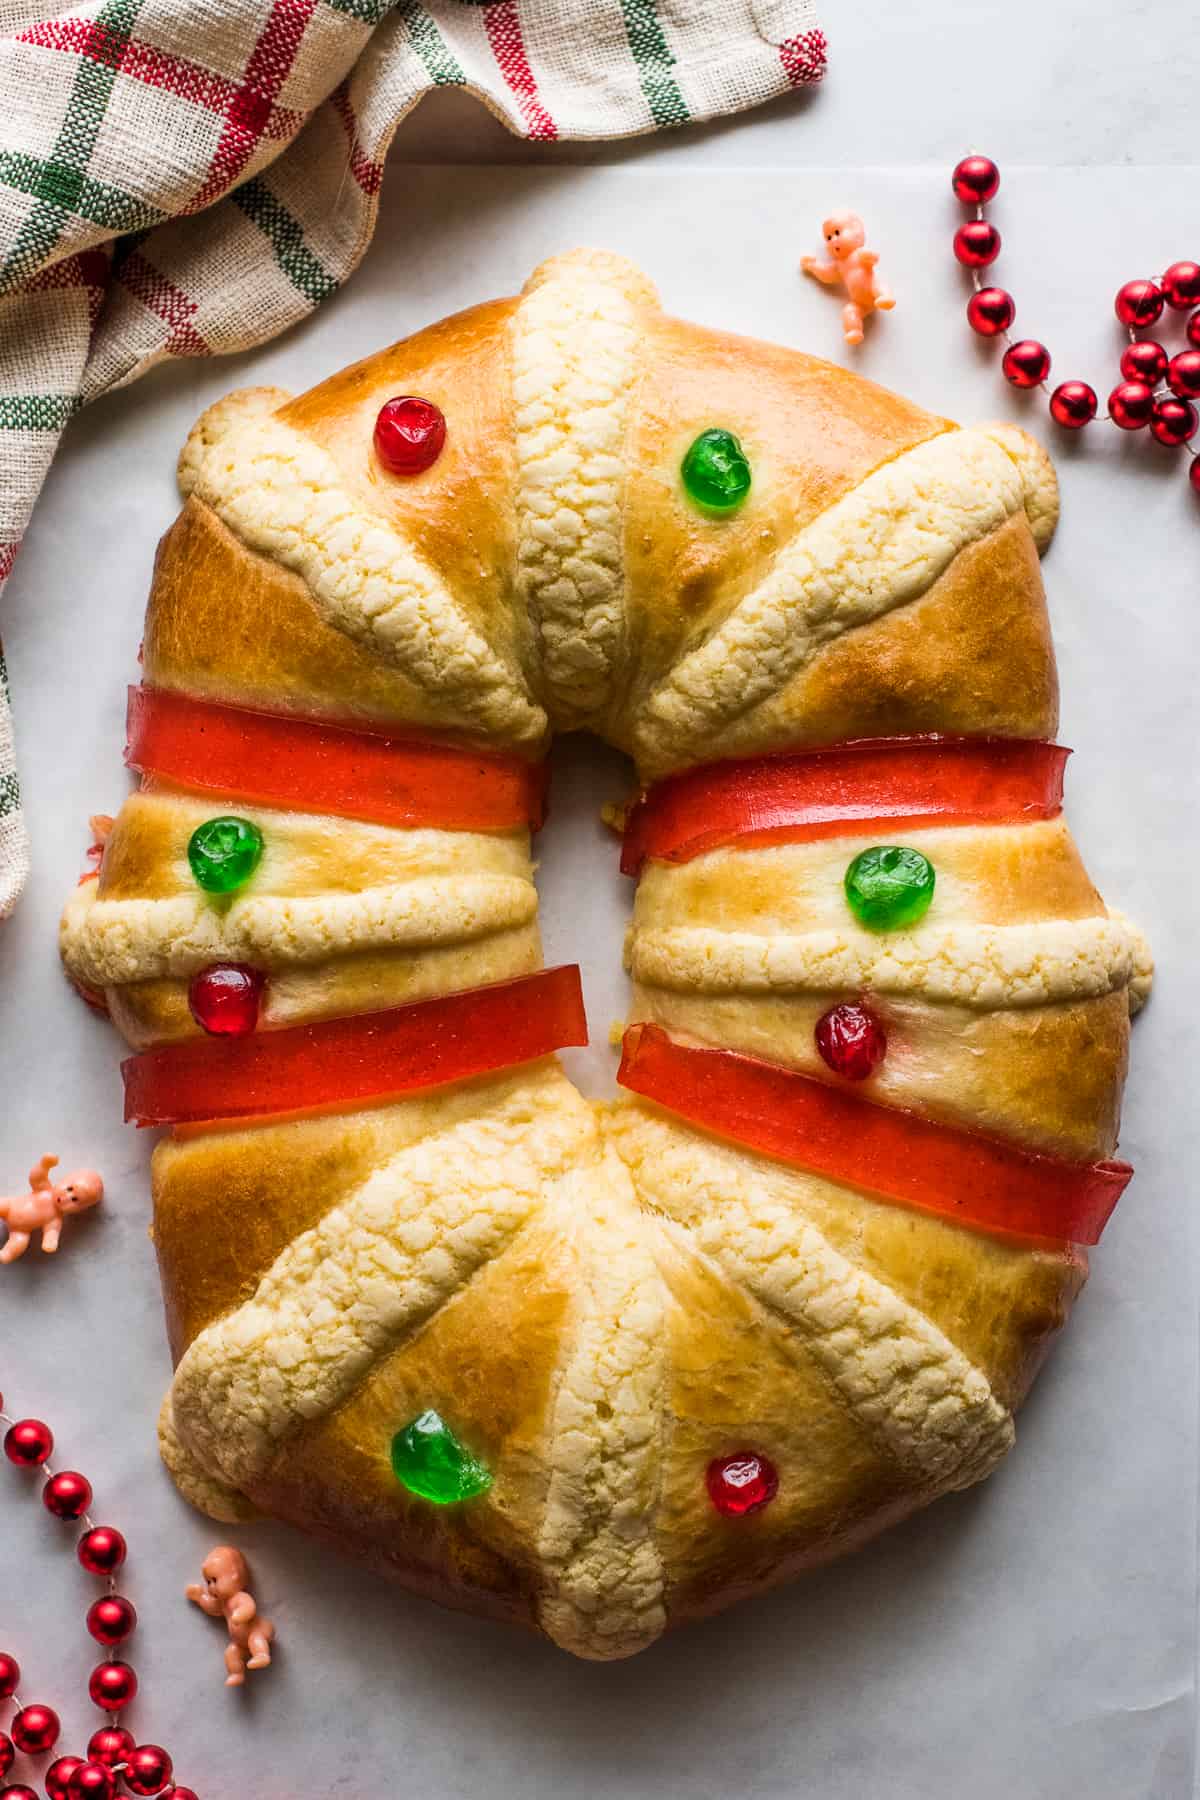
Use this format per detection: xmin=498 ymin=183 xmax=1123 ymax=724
xmin=373 ymin=396 xmax=446 ymax=476
xmin=953 ymin=220 xmax=1001 ymax=268
xmin=1049 ymin=381 xmax=1098 ymax=429
xmin=1120 ymin=339 xmax=1168 ymax=386
xmin=1167 ymin=350 xmax=1200 ymax=400
xmin=966 ymin=287 xmax=1014 ymax=336
xmin=0 ymin=1653 xmax=18 ymax=1698
xmin=88 ymin=1660 xmax=137 ymax=1711
xmin=1002 ymin=339 xmax=1050 ymax=389
xmin=124 ymin=1746 xmax=173 ymax=1796
xmin=1114 ymin=279 xmax=1164 ymax=328
xmin=65 ymin=1765 xmax=116 ymax=1800
xmin=1161 ymin=260 xmax=1200 ymax=311
xmin=815 ymin=1002 xmax=888 ymax=1080
xmin=11 ymin=1704 xmax=60 ymax=1754
xmin=951 ymin=155 xmax=999 ymax=204
xmin=707 ymin=1452 xmax=779 ymax=1517
xmin=1149 ymin=397 xmax=1198 ymax=446
xmin=4 ymin=1418 xmax=53 ymax=1466
xmin=1108 ymin=381 xmax=1155 ymax=431
xmin=78 ymin=1525 xmax=126 ymax=1575
xmin=42 ymin=1469 xmax=92 ymax=1519
xmin=86 ymin=1728 xmax=134 ymax=1769
xmin=45 ymin=1761 xmax=84 ymax=1800
xmin=188 ymin=963 xmax=265 ymax=1036
xmin=87 ymin=1595 xmax=137 ymax=1647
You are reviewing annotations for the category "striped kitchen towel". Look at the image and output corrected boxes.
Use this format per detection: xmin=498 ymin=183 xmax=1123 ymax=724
xmin=0 ymin=0 xmax=826 ymax=922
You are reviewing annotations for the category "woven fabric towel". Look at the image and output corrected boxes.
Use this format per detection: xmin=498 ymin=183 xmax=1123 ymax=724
xmin=0 ymin=0 xmax=825 ymax=922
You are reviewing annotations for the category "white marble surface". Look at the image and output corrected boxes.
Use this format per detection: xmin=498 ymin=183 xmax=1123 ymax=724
xmin=1 ymin=109 xmax=1198 ymax=1800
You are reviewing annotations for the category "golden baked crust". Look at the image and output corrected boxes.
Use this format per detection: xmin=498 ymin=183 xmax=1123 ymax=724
xmin=60 ymin=250 xmax=1148 ymax=1659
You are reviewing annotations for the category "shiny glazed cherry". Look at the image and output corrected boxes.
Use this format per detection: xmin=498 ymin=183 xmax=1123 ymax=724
xmin=188 ymin=963 xmax=265 ymax=1036
xmin=373 ymin=396 xmax=446 ymax=476
xmin=706 ymin=1452 xmax=779 ymax=1516
xmin=815 ymin=1002 xmax=888 ymax=1080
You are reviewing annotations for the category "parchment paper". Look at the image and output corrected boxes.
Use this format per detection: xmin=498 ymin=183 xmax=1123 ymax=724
xmin=0 ymin=166 xmax=1195 ymax=1799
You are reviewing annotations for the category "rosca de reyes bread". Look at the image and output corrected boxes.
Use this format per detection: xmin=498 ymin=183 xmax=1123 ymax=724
xmin=60 ymin=250 xmax=1151 ymax=1661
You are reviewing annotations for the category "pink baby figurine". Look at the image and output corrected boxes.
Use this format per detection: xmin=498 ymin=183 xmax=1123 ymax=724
xmin=187 ymin=1546 xmax=276 ymax=1687
xmin=0 ymin=1155 xmax=103 ymax=1263
xmin=801 ymin=210 xmax=896 ymax=345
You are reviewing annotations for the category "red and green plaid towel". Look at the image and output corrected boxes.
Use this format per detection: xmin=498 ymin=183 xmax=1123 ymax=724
xmin=0 ymin=0 xmax=826 ymax=920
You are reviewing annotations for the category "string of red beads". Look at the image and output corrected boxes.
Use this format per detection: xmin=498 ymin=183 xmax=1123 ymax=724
xmin=0 ymin=1392 xmax=195 ymax=1800
xmin=952 ymin=155 xmax=1200 ymax=498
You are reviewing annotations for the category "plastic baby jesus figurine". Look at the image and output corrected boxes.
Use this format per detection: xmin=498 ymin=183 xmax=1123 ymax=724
xmin=0 ymin=1155 xmax=103 ymax=1263
xmin=187 ymin=1546 xmax=276 ymax=1687
xmin=801 ymin=210 xmax=895 ymax=345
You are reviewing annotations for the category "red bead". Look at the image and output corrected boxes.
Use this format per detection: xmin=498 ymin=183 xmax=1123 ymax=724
xmin=953 ymin=220 xmax=1001 ymax=268
xmin=815 ymin=1002 xmax=888 ymax=1080
xmin=951 ymin=154 xmax=1000 ymax=204
xmin=0 ymin=1738 xmax=10 ymax=1779
xmin=163 ymin=1790 xmax=199 ymax=1800
xmin=43 ymin=1469 xmax=92 ymax=1520
xmin=11 ymin=1704 xmax=60 ymax=1755
xmin=87 ymin=1728 xmax=135 ymax=1769
xmin=65 ymin=1765 xmax=116 ymax=1800
xmin=88 ymin=1660 xmax=137 ymax=1711
xmin=706 ymin=1452 xmax=779 ymax=1517
xmin=77 ymin=1526 xmax=126 ymax=1577
xmin=1002 ymin=338 xmax=1051 ymax=389
xmin=87 ymin=1595 xmax=137 ymax=1647
xmin=46 ymin=1759 xmax=84 ymax=1800
xmin=1120 ymin=339 xmax=1168 ymax=385
xmin=124 ymin=1746 xmax=174 ymax=1796
xmin=1167 ymin=350 xmax=1200 ymax=399
xmin=0 ymin=1654 xmax=18 ymax=1699
xmin=966 ymin=286 xmax=1014 ymax=337
xmin=1108 ymin=380 xmax=1155 ymax=430
xmin=1161 ymin=260 xmax=1200 ymax=311
xmin=1114 ymin=279 xmax=1164 ymax=328
xmin=4 ymin=1418 xmax=53 ymax=1466
xmin=373 ymin=396 xmax=446 ymax=476
xmin=1150 ymin=397 xmax=1198 ymax=446
xmin=1049 ymin=381 xmax=1098 ymax=429
xmin=1190 ymin=457 xmax=1200 ymax=496
xmin=188 ymin=963 xmax=264 ymax=1037
xmin=1189 ymin=310 xmax=1200 ymax=350
xmin=0 ymin=1787 xmax=40 ymax=1800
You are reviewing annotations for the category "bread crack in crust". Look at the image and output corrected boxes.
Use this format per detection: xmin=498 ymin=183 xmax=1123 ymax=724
xmin=63 ymin=250 xmax=1149 ymax=1658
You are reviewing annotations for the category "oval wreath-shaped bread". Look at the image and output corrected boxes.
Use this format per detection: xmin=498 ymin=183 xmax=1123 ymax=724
xmin=60 ymin=250 xmax=1150 ymax=1660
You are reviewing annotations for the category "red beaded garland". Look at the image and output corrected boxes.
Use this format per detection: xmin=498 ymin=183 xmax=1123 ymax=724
xmin=1114 ymin=279 xmax=1164 ymax=328
xmin=373 ymin=395 xmax=446 ymax=476
xmin=77 ymin=1526 xmax=126 ymax=1576
xmin=1049 ymin=381 xmax=1098 ymax=429
xmin=86 ymin=1728 xmax=135 ymax=1769
xmin=966 ymin=286 xmax=1014 ymax=336
xmin=1150 ymin=397 xmax=1198 ymax=446
xmin=1108 ymin=380 xmax=1155 ymax=431
xmin=953 ymin=220 xmax=1001 ymax=268
xmin=706 ymin=1452 xmax=779 ymax=1517
xmin=65 ymin=1764 xmax=116 ymax=1800
xmin=815 ymin=1002 xmax=888 ymax=1081
xmin=124 ymin=1745 xmax=174 ymax=1796
xmin=45 ymin=1759 xmax=84 ymax=1800
xmin=42 ymin=1469 xmax=92 ymax=1520
xmin=1001 ymin=338 xmax=1051 ymax=389
xmin=188 ymin=962 xmax=265 ymax=1037
xmin=11 ymin=1704 xmax=60 ymax=1755
xmin=1120 ymin=339 xmax=1168 ymax=385
xmin=1167 ymin=350 xmax=1200 ymax=399
xmin=4 ymin=1419 xmax=53 ymax=1466
xmin=951 ymin=154 xmax=1000 ymax=203
xmin=0 ymin=1654 xmax=18 ymax=1699
xmin=86 ymin=1595 xmax=137 ymax=1647
xmin=1162 ymin=261 xmax=1200 ymax=311
xmin=0 ymin=1738 xmax=10 ymax=1779
xmin=88 ymin=1660 xmax=137 ymax=1711
xmin=1189 ymin=311 xmax=1200 ymax=350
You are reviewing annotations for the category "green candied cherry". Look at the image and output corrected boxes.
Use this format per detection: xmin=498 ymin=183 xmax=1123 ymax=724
xmin=187 ymin=816 xmax=264 ymax=895
xmin=681 ymin=428 xmax=752 ymax=515
xmin=390 ymin=1410 xmax=493 ymax=1504
xmin=844 ymin=846 xmax=935 ymax=931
